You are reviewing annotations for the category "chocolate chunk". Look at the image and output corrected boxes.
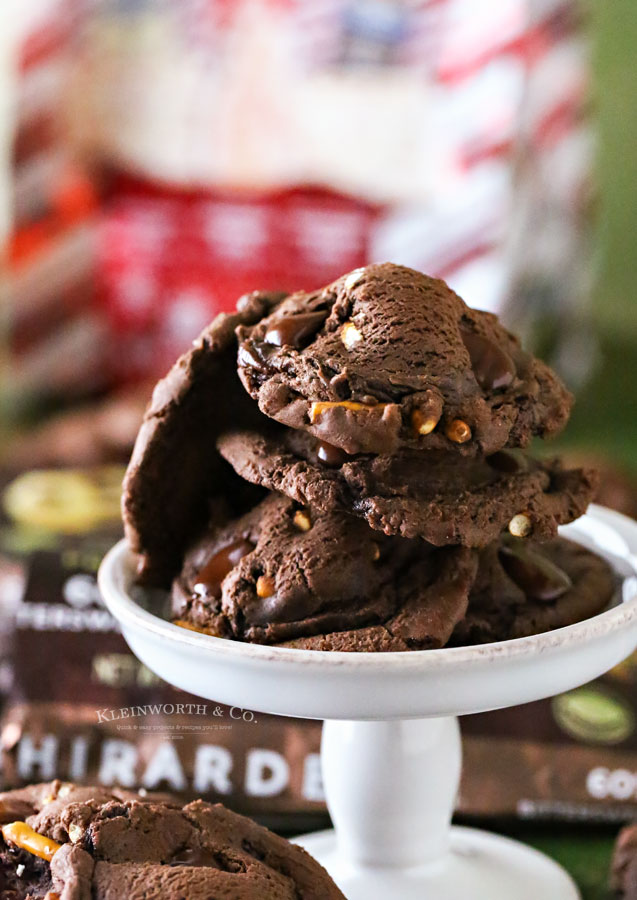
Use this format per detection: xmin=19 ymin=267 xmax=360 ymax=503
xmin=487 ymin=449 xmax=529 ymax=474
xmin=237 ymin=340 xmax=274 ymax=372
xmin=0 ymin=799 xmax=35 ymax=825
xmin=461 ymin=330 xmax=516 ymax=391
xmin=453 ymin=537 xmax=615 ymax=644
xmin=193 ymin=539 xmax=255 ymax=600
xmin=316 ymin=440 xmax=348 ymax=467
xmin=170 ymin=848 xmax=220 ymax=868
xmin=264 ymin=311 xmax=327 ymax=348
xmin=329 ymin=371 xmax=351 ymax=399
xmin=499 ymin=540 xmax=573 ymax=601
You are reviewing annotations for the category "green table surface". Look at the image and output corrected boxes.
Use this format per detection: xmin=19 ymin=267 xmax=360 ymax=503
xmin=500 ymin=826 xmax=615 ymax=899
xmin=276 ymin=819 xmax=620 ymax=897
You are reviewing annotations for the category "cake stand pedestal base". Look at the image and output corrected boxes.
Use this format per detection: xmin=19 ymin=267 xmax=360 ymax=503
xmin=294 ymin=718 xmax=579 ymax=900
xmin=297 ymin=827 xmax=578 ymax=900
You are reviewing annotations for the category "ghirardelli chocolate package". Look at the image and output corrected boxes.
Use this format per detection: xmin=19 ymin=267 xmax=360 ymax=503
xmin=2 ymin=463 xmax=637 ymax=826
xmin=0 ymin=466 xmax=325 ymax=831
xmin=461 ymin=663 xmax=637 ymax=823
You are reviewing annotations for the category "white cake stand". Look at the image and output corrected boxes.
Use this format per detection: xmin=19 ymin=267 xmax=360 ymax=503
xmin=98 ymin=505 xmax=637 ymax=899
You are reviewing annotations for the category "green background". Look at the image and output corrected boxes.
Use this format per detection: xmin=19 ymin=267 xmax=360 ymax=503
xmin=593 ymin=0 xmax=637 ymax=341
xmin=555 ymin=0 xmax=637 ymax=477
xmin=495 ymin=7 xmax=637 ymax=895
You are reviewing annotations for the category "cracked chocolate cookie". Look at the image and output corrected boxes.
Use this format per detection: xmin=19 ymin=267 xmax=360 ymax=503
xmin=172 ymin=494 xmax=478 ymax=650
xmin=122 ymin=291 xmax=286 ymax=585
xmin=612 ymin=823 xmax=637 ymax=898
xmin=217 ymin=428 xmax=598 ymax=546
xmin=170 ymin=491 xmax=613 ymax=651
xmin=450 ymin=535 xmax=616 ymax=646
xmin=0 ymin=781 xmax=344 ymax=899
xmin=235 ymin=263 xmax=572 ymax=457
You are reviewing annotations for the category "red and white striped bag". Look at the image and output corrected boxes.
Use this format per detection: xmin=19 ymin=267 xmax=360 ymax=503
xmin=74 ymin=0 xmax=592 ymax=379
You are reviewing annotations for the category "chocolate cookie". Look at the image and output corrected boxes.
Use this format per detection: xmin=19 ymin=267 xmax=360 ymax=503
xmin=450 ymin=536 xmax=616 ymax=646
xmin=236 ymin=263 xmax=572 ymax=456
xmin=280 ymin=536 xmax=614 ymax=651
xmin=172 ymin=493 xmax=478 ymax=650
xmin=217 ymin=428 xmax=598 ymax=546
xmin=170 ymin=493 xmax=612 ymax=652
xmin=612 ymin=823 xmax=637 ymax=898
xmin=0 ymin=781 xmax=344 ymax=899
xmin=122 ymin=291 xmax=286 ymax=585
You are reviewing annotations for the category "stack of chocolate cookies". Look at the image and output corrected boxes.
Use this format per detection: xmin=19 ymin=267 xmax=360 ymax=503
xmin=123 ymin=263 xmax=615 ymax=651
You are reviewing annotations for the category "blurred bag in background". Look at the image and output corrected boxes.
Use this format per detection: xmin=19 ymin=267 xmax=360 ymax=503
xmin=67 ymin=0 xmax=595 ymax=382
xmin=0 ymin=0 xmax=105 ymax=418
xmin=1 ymin=0 xmax=596 ymax=401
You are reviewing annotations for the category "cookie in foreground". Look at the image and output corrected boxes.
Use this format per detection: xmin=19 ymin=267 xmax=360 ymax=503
xmin=611 ymin=822 xmax=637 ymax=897
xmin=0 ymin=781 xmax=344 ymax=899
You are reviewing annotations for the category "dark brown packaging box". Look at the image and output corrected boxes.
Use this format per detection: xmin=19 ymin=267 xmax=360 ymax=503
xmin=461 ymin=658 xmax=637 ymax=823
xmin=0 ymin=467 xmax=325 ymax=831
